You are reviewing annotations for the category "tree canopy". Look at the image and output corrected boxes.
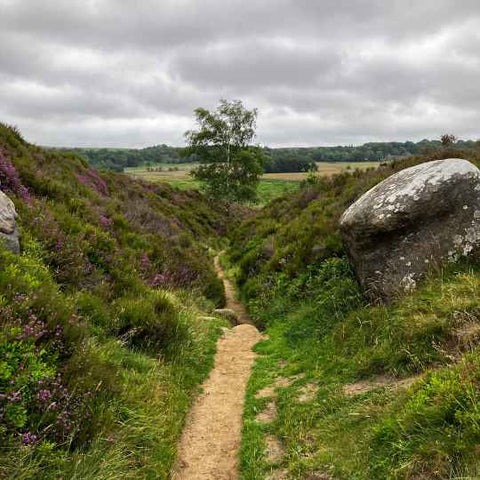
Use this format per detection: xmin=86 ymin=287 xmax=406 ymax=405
xmin=184 ymin=99 xmax=265 ymax=202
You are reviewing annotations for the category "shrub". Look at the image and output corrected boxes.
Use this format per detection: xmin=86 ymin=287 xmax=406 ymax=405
xmin=113 ymin=291 xmax=189 ymax=353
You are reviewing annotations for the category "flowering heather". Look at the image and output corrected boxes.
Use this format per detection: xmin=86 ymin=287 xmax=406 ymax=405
xmin=141 ymin=252 xmax=152 ymax=271
xmin=99 ymin=214 xmax=113 ymax=228
xmin=0 ymin=123 xmax=230 ymax=475
xmin=150 ymin=272 xmax=169 ymax=287
xmin=77 ymin=167 xmax=109 ymax=196
xmin=0 ymin=147 xmax=31 ymax=202
xmin=15 ymin=313 xmax=48 ymax=341
xmin=22 ymin=432 xmax=38 ymax=445
xmin=150 ymin=265 xmax=198 ymax=288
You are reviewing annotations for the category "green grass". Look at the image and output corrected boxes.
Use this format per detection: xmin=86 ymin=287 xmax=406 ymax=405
xmin=162 ymin=178 xmax=202 ymax=190
xmin=255 ymin=180 xmax=301 ymax=206
xmin=2 ymin=310 xmax=228 ymax=480
xmin=228 ymin=146 xmax=480 ymax=479
xmin=238 ymin=261 xmax=480 ymax=479
xmin=127 ymin=165 xmax=301 ymax=205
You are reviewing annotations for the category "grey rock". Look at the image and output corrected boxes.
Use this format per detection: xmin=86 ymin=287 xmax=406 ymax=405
xmin=0 ymin=190 xmax=19 ymax=254
xmin=340 ymin=159 xmax=480 ymax=301
xmin=214 ymin=308 xmax=239 ymax=325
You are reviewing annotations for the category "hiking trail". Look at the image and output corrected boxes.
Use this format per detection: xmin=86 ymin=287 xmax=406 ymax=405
xmin=172 ymin=254 xmax=263 ymax=480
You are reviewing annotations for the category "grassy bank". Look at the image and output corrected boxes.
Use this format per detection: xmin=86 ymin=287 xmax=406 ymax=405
xmin=238 ymin=260 xmax=480 ymax=479
xmin=1 ymin=260 xmax=227 ymax=479
xmin=227 ymin=147 xmax=480 ymax=479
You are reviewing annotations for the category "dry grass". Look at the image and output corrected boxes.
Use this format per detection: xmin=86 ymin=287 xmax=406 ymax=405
xmin=264 ymin=161 xmax=380 ymax=181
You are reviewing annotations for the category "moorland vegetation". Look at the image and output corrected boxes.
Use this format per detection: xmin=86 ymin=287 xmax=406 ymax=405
xmin=4 ymin=118 xmax=480 ymax=480
xmin=0 ymin=123 xmax=238 ymax=479
xmin=227 ymin=144 xmax=480 ymax=479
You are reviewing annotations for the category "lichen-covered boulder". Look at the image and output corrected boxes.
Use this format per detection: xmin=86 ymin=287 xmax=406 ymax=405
xmin=0 ymin=190 xmax=19 ymax=254
xmin=340 ymin=159 xmax=480 ymax=301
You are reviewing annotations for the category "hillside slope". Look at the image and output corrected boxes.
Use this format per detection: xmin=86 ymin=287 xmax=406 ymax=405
xmin=0 ymin=124 xmax=235 ymax=479
xmin=228 ymin=147 xmax=480 ymax=479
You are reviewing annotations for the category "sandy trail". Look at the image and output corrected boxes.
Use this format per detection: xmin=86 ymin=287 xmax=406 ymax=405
xmin=172 ymin=255 xmax=262 ymax=480
xmin=213 ymin=255 xmax=253 ymax=325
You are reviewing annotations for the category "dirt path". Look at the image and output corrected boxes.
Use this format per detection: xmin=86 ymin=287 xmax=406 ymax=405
xmin=172 ymin=255 xmax=263 ymax=480
xmin=213 ymin=255 xmax=253 ymax=325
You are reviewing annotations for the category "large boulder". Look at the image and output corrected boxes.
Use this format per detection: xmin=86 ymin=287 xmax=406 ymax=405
xmin=340 ymin=159 xmax=480 ymax=301
xmin=0 ymin=190 xmax=19 ymax=254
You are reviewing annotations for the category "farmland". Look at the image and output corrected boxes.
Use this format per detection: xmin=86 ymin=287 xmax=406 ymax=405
xmin=126 ymin=161 xmax=381 ymax=204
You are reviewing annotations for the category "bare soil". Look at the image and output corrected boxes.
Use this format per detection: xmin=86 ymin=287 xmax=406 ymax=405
xmin=265 ymin=435 xmax=285 ymax=464
xmin=298 ymin=383 xmax=318 ymax=403
xmin=255 ymin=385 xmax=276 ymax=399
xmin=267 ymin=469 xmax=289 ymax=479
xmin=172 ymin=256 xmax=262 ymax=479
xmin=255 ymin=399 xmax=278 ymax=423
xmin=342 ymin=374 xmax=422 ymax=396
xmin=254 ymin=376 xmax=294 ymax=400
xmin=214 ymin=255 xmax=253 ymax=325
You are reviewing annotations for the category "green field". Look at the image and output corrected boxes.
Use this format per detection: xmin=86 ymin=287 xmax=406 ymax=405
xmin=127 ymin=161 xmax=380 ymax=205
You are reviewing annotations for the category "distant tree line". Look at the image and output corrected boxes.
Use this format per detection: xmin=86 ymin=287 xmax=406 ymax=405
xmin=62 ymin=145 xmax=197 ymax=172
xmin=263 ymin=148 xmax=317 ymax=173
xmin=267 ymin=139 xmax=480 ymax=165
xmin=62 ymin=138 xmax=479 ymax=173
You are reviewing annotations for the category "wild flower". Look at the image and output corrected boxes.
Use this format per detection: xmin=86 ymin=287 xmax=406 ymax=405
xmin=0 ymin=147 xmax=31 ymax=202
xmin=76 ymin=167 xmax=109 ymax=196
xmin=7 ymin=391 xmax=22 ymax=403
xmin=141 ymin=252 xmax=151 ymax=271
xmin=14 ymin=313 xmax=48 ymax=341
xmin=22 ymin=432 xmax=38 ymax=445
xmin=150 ymin=273 xmax=168 ymax=287
xmin=98 ymin=215 xmax=113 ymax=228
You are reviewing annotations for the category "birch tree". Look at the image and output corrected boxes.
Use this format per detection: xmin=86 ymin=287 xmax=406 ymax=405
xmin=184 ymin=99 xmax=264 ymax=202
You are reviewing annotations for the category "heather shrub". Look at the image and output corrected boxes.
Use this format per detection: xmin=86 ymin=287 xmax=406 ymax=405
xmin=0 ymin=247 xmax=94 ymax=450
xmin=0 ymin=124 xmax=233 ymax=476
xmin=0 ymin=147 xmax=31 ymax=201
xmin=113 ymin=291 xmax=189 ymax=353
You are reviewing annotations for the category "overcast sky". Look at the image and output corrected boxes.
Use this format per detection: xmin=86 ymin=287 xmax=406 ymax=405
xmin=0 ymin=0 xmax=479 ymax=147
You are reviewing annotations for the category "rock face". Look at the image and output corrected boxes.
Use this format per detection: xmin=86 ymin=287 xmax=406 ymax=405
xmin=0 ymin=190 xmax=19 ymax=254
xmin=340 ymin=159 xmax=480 ymax=301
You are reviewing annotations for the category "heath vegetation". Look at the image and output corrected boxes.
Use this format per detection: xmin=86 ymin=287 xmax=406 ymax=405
xmin=226 ymin=144 xmax=480 ymax=479
xmin=0 ymin=122 xmax=236 ymax=479
xmin=3 ymin=118 xmax=480 ymax=480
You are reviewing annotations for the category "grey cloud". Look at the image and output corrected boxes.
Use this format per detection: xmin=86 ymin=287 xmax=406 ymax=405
xmin=172 ymin=39 xmax=341 ymax=89
xmin=0 ymin=0 xmax=479 ymax=146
